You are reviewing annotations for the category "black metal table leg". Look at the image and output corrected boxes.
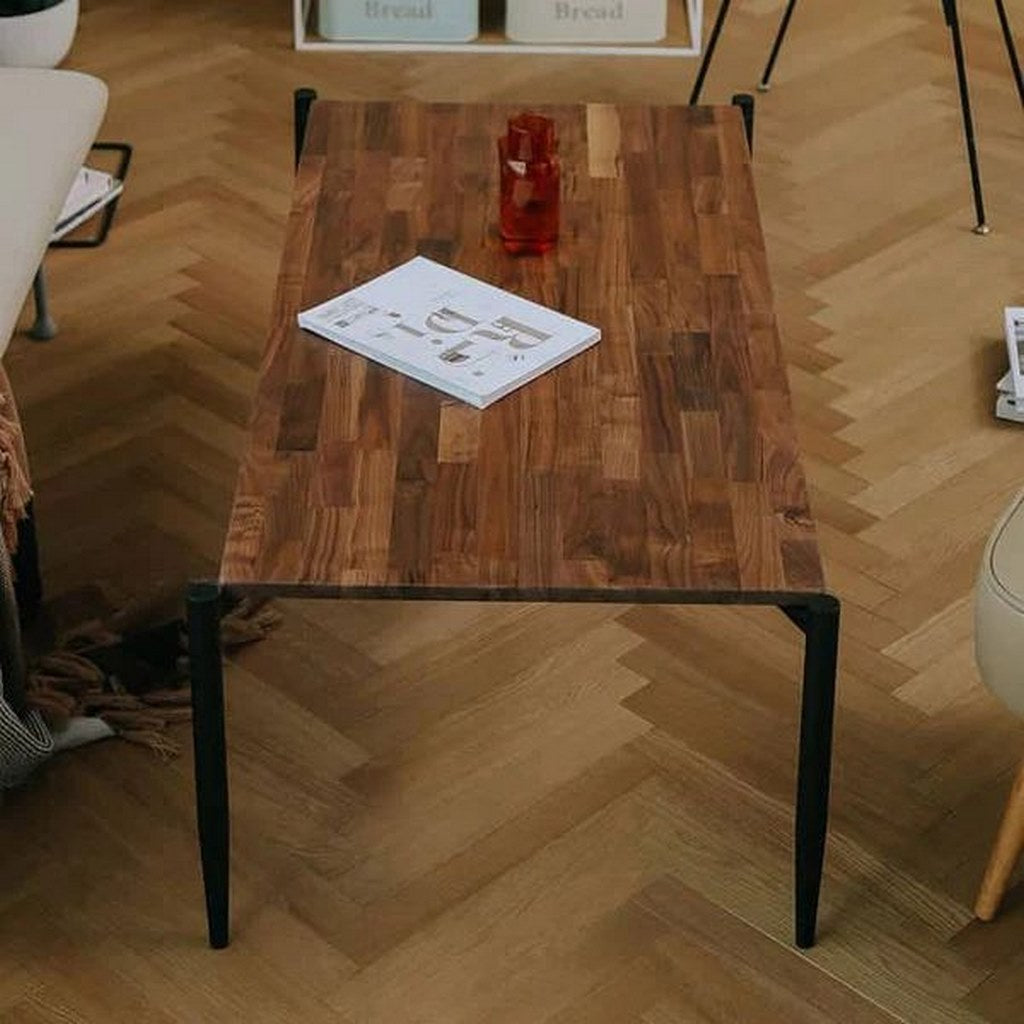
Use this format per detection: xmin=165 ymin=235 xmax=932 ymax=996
xmin=793 ymin=595 xmax=840 ymax=948
xmin=731 ymin=93 xmax=755 ymax=152
xmin=294 ymin=87 xmax=318 ymax=170
xmin=188 ymin=582 xmax=230 ymax=949
xmin=689 ymin=0 xmax=735 ymax=105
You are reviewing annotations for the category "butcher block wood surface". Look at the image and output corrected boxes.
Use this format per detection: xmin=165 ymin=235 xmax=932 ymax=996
xmin=220 ymin=100 xmax=824 ymax=596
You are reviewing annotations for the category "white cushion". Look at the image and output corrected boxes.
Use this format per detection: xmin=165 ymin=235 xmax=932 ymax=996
xmin=976 ymin=488 xmax=1024 ymax=716
xmin=0 ymin=67 xmax=106 ymax=357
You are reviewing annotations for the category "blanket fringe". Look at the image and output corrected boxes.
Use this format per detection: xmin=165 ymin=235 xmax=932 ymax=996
xmin=0 ymin=366 xmax=33 ymax=554
xmin=25 ymin=597 xmax=280 ymax=755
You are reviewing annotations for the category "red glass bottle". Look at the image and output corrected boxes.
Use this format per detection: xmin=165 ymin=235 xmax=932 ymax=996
xmin=498 ymin=113 xmax=560 ymax=255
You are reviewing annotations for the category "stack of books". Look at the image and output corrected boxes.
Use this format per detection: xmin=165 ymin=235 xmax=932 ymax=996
xmin=996 ymin=307 xmax=1024 ymax=423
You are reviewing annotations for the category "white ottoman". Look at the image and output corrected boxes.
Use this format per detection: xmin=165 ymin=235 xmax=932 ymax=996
xmin=975 ymin=488 xmax=1024 ymax=919
xmin=0 ymin=67 xmax=106 ymax=353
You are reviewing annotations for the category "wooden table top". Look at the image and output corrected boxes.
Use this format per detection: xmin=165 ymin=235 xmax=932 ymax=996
xmin=220 ymin=100 xmax=825 ymax=600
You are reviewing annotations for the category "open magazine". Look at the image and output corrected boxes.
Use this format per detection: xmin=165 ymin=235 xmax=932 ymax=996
xmin=51 ymin=166 xmax=124 ymax=242
xmin=297 ymin=256 xmax=600 ymax=408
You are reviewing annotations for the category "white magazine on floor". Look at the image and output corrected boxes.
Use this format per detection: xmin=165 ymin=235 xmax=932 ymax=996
xmin=297 ymin=256 xmax=600 ymax=409
xmin=51 ymin=166 xmax=124 ymax=241
xmin=996 ymin=307 xmax=1024 ymax=423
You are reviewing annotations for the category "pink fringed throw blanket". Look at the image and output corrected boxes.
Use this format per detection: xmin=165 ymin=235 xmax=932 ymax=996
xmin=0 ymin=364 xmax=32 ymax=553
xmin=0 ymin=365 xmax=279 ymax=769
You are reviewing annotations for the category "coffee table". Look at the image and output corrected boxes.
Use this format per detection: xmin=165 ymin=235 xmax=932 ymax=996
xmin=188 ymin=95 xmax=839 ymax=952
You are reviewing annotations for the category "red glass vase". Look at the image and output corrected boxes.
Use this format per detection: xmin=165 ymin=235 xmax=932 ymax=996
xmin=498 ymin=113 xmax=560 ymax=255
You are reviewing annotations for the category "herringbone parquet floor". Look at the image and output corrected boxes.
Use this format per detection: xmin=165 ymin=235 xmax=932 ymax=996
xmin=2 ymin=0 xmax=1024 ymax=1021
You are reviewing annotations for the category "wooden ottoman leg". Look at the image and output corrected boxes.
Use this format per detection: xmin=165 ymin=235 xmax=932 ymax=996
xmin=976 ymin=758 xmax=1024 ymax=921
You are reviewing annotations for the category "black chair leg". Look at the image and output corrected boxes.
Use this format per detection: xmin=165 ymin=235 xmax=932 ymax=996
xmin=758 ymin=0 xmax=800 ymax=91
xmin=942 ymin=0 xmax=990 ymax=233
xmin=689 ymin=0 xmax=735 ymax=105
xmin=993 ymin=0 xmax=1024 ymax=107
